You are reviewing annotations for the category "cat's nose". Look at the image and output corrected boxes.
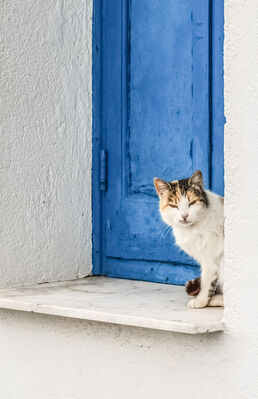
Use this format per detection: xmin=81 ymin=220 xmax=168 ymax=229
xmin=181 ymin=213 xmax=188 ymax=221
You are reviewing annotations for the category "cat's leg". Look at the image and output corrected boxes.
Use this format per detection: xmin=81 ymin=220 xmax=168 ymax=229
xmin=188 ymin=264 xmax=219 ymax=309
xmin=208 ymin=295 xmax=224 ymax=307
xmin=185 ymin=277 xmax=201 ymax=296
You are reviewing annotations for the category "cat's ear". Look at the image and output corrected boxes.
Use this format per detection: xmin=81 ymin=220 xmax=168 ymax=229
xmin=154 ymin=178 xmax=169 ymax=199
xmin=189 ymin=170 xmax=204 ymax=188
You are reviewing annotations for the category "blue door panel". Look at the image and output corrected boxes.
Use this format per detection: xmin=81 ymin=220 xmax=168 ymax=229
xmin=106 ymin=258 xmax=200 ymax=286
xmin=93 ymin=0 xmax=224 ymax=285
xmin=130 ymin=0 xmax=209 ymax=191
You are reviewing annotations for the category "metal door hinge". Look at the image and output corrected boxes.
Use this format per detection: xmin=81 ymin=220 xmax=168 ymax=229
xmin=100 ymin=149 xmax=107 ymax=191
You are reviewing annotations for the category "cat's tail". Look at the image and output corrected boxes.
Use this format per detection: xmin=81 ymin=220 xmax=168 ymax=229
xmin=185 ymin=277 xmax=223 ymax=297
xmin=185 ymin=278 xmax=201 ymax=296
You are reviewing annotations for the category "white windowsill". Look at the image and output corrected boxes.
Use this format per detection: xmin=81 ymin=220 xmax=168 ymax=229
xmin=0 ymin=276 xmax=224 ymax=334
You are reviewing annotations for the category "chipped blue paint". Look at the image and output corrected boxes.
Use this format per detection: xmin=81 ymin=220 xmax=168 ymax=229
xmin=92 ymin=0 xmax=224 ymax=284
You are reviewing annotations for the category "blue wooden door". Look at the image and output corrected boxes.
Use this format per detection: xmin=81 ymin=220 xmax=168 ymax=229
xmin=93 ymin=0 xmax=224 ymax=284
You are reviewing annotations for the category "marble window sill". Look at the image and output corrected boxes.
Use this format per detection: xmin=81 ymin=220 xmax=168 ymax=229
xmin=0 ymin=276 xmax=224 ymax=334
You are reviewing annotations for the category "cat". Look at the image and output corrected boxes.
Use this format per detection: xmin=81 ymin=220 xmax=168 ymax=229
xmin=154 ymin=170 xmax=224 ymax=308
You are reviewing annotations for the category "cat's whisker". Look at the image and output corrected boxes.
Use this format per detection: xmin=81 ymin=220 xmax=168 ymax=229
xmin=159 ymin=223 xmax=169 ymax=236
xmin=162 ymin=227 xmax=172 ymax=240
xmin=156 ymin=221 xmax=168 ymax=235
xmin=160 ymin=224 xmax=172 ymax=240
xmin=163 ymin=226 xmax=172 ymax=239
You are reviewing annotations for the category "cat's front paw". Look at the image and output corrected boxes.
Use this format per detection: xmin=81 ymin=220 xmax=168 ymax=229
xmin=188 ymin=298 xmax=208 ymax=309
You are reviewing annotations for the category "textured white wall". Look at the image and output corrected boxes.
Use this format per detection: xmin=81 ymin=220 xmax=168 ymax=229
xmin=0 ymin=310 xmax=254 ymax=399
xmin=1 ymin=1 xmax=258 ymax=399
xmin=0 ymin=312 xmax=225 ymax=399
xmin=0 ymin=0 xmax=92 ymax=287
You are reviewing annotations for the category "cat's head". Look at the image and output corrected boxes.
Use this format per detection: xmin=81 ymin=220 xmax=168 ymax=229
xmin=154 ymin=170 xmax=208 ymax=228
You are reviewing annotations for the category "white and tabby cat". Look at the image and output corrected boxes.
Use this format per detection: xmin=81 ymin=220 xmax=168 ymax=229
xmin=154 ymin=170 xmax=224 ymax=308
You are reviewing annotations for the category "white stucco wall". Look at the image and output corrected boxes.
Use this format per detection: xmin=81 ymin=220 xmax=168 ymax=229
xmin=0 ymin=308 xmax=254 ymax=399
xmin=1 ymin=1 xmax=258 ymax=399
xmin=0 ymin=0 xmax=92 ymax=287
xmin=0 ymin=311 xmax=227 ymax=399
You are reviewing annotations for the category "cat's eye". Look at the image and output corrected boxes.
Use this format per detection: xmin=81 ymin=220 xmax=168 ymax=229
xmin=169 ymin=204 xmax=178 ymax=209
xmin=189 ymin=200 xmax=196 ymax=207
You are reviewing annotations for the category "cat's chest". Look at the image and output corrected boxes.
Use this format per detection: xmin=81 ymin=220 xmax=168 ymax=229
xmin=173 ymin=228 xmax=207 ymax=262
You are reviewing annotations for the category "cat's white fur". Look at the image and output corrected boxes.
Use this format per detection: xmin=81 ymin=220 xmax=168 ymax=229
xmin=155 ymin=174 xmax=224 ymax=308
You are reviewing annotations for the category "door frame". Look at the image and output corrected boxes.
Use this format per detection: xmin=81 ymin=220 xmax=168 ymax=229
xmin=92 ymin=0 xmax=224 ymax=276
